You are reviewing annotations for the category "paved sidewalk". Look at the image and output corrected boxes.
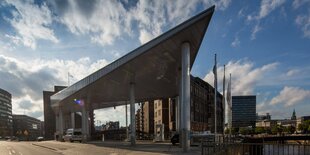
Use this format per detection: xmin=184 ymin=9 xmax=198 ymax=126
xmin=32 ymin=140 xmax=201 ymax=155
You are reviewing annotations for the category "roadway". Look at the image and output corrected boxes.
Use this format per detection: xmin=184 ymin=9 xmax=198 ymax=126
xmin=0 ymin=140 xmax=200 ymax=155
xmin=0 ymin=141 xmax=61 ymax=155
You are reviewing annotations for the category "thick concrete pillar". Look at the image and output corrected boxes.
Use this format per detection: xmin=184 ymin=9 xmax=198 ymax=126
xmin=71 ymin=112 xmax=75 ymax=129
xmin=59 ymin=108 xmax=64 ymax=140
xmin=82 ymin=105 xmax=88 ymax=142
xmin=175 ymin=96 xmax=180 ymax=132
xmin=55 ymin=114 xmax=59 ymax=132
xmin=181 ymin=42 xmax=190 ymax=152
xmin=130 ymin=82 xmax=136 ymax=145
xmin=125 ymin=104 xmax=129 ymax=140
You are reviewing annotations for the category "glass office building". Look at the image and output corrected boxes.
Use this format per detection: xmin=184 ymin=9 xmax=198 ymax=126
xmin=0 ymin=88 xmax=13 ymax=137
xmin=232 ymin=96 xmax=256 ymax=128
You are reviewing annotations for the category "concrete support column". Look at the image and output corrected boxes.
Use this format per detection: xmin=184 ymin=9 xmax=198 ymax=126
xmin=125 ymin=103 xmax=129 ymax=140
xmin=86 ymin=111 xmax=90 ymax=135
xmin=59 ymin=108 xmax=64 ymax=140
xmin=82 ymin=105 xmax=88 ymax=142
xmin=175 ymin=96 xmax=180 ymax=132
xmin=181 ymin=42 xmax=190 ymax=152
xmin=71 ymin=112 xmax=75 ymax=129
xmin=55 ymin=114 xmax=59 ymax=133
xmin=130 ymin=82 xmax=136 ymax=146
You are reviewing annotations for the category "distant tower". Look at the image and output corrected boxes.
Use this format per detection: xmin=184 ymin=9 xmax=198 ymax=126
xmin=291 ymin=109 xmax=296 ymax=120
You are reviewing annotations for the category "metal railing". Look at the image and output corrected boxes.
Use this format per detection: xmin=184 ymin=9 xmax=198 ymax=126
xmin=201 ymin=142 xmax=310 ymax=155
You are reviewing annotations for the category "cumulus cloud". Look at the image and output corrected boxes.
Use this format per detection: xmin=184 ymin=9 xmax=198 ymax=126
xmin=0 ymin=55 xmax=109 ymax=120
xmin=295 ymin=14 xmax=310 ymax=38
xmin=270 ymin=86 xmax=310 ymax=107
xmin=231 ymin=36 xmax=240 ymax=47
xmin=247 ymin=0 xmax=286 ymax=40
xmin=49 ymin=0 xmax=231 ymax=45
xmin=286 ymin=69 xmax=300 ymax=77
xmin=292 ymin=0 xmax=310 ymax=9
xmin=251 ymin=25 xmax=262 ymax=40
xmin=204 ymin=59 xmax=278 ymax=95
xmin=257 ymin=0 xmax=286 ymax=20
xmin=3 ymin=0 xmax=59 ymax=49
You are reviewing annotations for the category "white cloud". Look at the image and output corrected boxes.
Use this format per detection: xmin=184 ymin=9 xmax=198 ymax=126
xmin=52 ymin=0 xmax=231 ymax=46
xmin=270 ymin=86 xmax=310 ymax=107
xmin=295 ymin=14 xmax=310 ymax=38
xmin=258 ymin=0 xmax=286 ymax=20
xmin=292 ymin=0 xmax=310 ymax=9
xmin=247 ymin=0 xmax=286 ymax=40
xmin=286 ymin=69 xmax=300 ymax=77
xmin=231 ymin=36 xmax=240 ymax=47
xmin=204 ymin=59 xmax=278 ymax=95
xmin=57 ymin=0 xmax=131 ymax=46
xmin=0 ymin=55 xmax=109 ymax=120
xmin=251 ymin=25 xmax=262 ymax=40
xmin=203 ymin=0 xmax=232 ymax=11
xmin=4 ymin=0 xmax=59 ymax=49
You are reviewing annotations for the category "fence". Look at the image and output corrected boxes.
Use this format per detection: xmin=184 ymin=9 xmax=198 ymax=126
xmin=201 ymin=142 xmax=310 ymax=155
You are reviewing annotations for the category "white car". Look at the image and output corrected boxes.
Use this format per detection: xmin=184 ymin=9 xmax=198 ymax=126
xmin=37 ymin=136 xmax=44 ymax=141
xmin=63 ymin=128 xmax=82 ymax=143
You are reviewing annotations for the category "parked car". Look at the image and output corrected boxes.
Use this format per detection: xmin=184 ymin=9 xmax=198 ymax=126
xmin=171 ymin=133 xmax=179 ymax=145
xmin=63 ymin=128 xmax=82 ymax=143
xmin=37 ymin=136 xmax=44 ymax=141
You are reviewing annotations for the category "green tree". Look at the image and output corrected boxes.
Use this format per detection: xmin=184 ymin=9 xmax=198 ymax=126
xmin=298 ymin=123 xmax=304 ymax=132
xmin=255 ymin=127 xmax=265 ymax=134
xmin=298 ymin=120 xmax=310 ymax=133
xmin=271 ymin=126 xmax=278 ymax=135
xmin=287 ymin=126 xmax=295 ymax=134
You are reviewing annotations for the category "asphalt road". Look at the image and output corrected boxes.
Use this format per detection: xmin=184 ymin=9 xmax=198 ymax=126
xmin=0 ymin=140 xmax=200 ymax=155
xmin=0 ymin=141 xmax=61 ymax=155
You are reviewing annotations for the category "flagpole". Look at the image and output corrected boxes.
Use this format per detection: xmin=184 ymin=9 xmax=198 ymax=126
xmin=229 ymin=73 xmax=232 ymax=135
xmin=214 ymin=54 xmax=217 ymax=135
xmin=223 ymin=65 xmax=226 ymax=135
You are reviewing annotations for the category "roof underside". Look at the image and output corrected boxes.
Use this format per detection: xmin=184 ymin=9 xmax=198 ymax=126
xmin=51 ymin=6 xmax=215 ymax=112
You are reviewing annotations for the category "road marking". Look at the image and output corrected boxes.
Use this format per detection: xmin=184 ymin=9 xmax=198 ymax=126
xmin=19 ymin=152 xmax=23 ymax=155
xmin=12 ymin=150 xmax=16 ymax=154
xmin=9 ymin=150 xmax=12 ymax=155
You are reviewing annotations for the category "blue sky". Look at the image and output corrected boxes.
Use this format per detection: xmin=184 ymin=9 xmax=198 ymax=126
xmin=0 ymin=0 xmax=309 ymax=125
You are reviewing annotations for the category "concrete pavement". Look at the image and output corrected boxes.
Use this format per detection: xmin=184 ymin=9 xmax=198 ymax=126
xmin=0 ymin=140 xmax=201 ymax=155
xmin=0 ymin=141 xmax=61 ymax=155
xmin=32 ymin=140 xmax=201 ymax=155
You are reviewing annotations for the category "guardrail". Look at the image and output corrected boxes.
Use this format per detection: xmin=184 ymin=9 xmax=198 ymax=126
xmin=201 ymin=142 xmax=310 ymax=155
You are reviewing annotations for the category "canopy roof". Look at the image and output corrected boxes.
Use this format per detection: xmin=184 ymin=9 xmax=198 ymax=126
xmin=51 ymin=6 xmax=215 ymax=112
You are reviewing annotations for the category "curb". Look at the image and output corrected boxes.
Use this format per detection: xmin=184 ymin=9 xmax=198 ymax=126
xmin=31 ymin=143 xmax=58 ymax=151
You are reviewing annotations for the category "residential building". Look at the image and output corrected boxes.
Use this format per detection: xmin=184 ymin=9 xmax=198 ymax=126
xmin=103 ymin=121 xmax=120 ymax=130
xmin=43 ymin=86 xmax=66 ymax=140
xmin=12 ymin=115 xmax=42 ymax=140
xmin=190 ymin=76 xmax=223 ymax=133
xmin=135 ymin=101 xmax=155 ymax=140
xmin=277 ymin=119 xmax=296 ymax=128
xmin=168 ymin=76 xmax=224 ymax=133
xmin=256 ymin=120 xmax=277 ymax=129
xmin=154 ymin=98 xmax=170 ymax=139
xmin=140 ymin=101 xmax=154 ymax=139
xmin=0 ymin=88 xmax=13 ymax=137
xmin=256 ymin=113 xmax=271 ymax=121
xmin=232 ymin=96 xmax=256 ymax=129
xmin=135 ymin=108 xmax=142 ymax=139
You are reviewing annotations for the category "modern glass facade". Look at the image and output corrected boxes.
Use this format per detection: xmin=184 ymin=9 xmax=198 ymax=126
xmin=232 ymin=96 xmax=256 ymax=128
xmin=0 ymin=88 xmax=13 ymax=137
